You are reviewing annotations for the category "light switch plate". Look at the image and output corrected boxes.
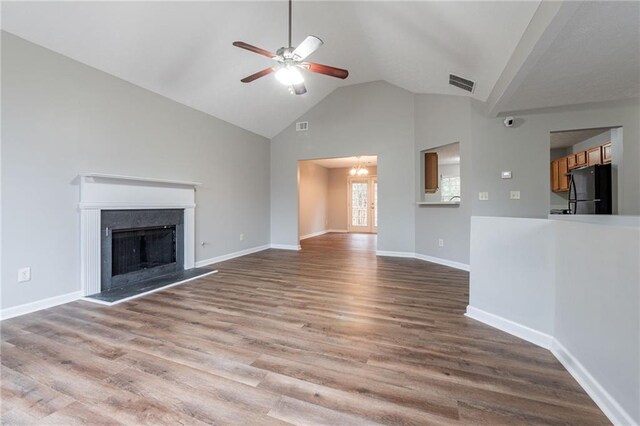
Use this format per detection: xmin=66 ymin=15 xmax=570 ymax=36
xmin=438 ymin=238 xmax=444 ymax=248
xmin=479 ymin=192 xmax=489 ymax=201
xmin=510 ymin=190 xmax=521 ymax=200
xmin=501 ymin=171 xmax=512 ymax=179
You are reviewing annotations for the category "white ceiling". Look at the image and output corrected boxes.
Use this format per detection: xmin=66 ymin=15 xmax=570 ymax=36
xmin=307 ymin=155 xmax=377 ymax=169
xmin=501 ymin=1 xmax=640 ymax=113
xmin=550 ymin=128 xmax=611 ymax=150
xmin=1 ymin=1 xmax=540 ymax=138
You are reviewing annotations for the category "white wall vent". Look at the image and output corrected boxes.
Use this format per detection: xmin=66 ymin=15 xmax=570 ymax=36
xmin=296 ymin=121 xmax=309 ymax=132
xmin=449 ymin=74 xmax=475 ymax=93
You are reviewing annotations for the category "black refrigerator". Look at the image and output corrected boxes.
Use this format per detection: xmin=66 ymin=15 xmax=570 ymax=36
xmin=568 ymin=163 xmax=612 ymax=214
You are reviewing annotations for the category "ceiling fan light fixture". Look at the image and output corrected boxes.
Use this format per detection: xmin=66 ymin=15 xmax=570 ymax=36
xmin=275 ymin=67 xmax=304 ymax=86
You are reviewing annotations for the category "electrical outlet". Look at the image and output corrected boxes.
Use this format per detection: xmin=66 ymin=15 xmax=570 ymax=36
xmin=510 ymin=190 xmax=521 ymax=200
xmin=18 ymin=267 xmax=31 ymax=283
xmin=479 ymin=192 xmax=489 ymax=201
xmin=438 ymin=238 xmax=444 ymax=248
xmin=239 ymin=233 xmax=244 ymax=241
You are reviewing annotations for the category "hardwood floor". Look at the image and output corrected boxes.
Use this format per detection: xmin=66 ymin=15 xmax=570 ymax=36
xmin=1 ymin=233 xmax=609 ymax=425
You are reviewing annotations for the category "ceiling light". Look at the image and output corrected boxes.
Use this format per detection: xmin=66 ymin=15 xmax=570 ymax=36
xmin=275 ymin=67 xmax=304 ymax=86
xmin=349 ymin=157 xmax=369 ymax=176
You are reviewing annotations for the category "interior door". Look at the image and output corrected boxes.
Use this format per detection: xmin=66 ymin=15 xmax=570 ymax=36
xmin=348 ymin=176 xmax=377 ymax=233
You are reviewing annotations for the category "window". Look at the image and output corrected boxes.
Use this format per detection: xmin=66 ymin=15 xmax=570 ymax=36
xmin=440 ymin=176 xmax=460 ymax=201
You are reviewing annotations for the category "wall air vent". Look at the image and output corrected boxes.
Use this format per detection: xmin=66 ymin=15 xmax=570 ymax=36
xmin=449 ymin=74 xmax=475 ymax=93
xmin=296 ymin=121 xmax=309 ymax=132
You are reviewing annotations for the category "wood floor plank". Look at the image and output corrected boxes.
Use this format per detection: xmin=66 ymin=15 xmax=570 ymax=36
xmin=1 ymin=233 xmax=610 ymax=425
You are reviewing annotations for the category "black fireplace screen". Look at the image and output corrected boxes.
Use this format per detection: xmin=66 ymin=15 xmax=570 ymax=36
xmin=112 ymin=226 xmax=177 ymax=276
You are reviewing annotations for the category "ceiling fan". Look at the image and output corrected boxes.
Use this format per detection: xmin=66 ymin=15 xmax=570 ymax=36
xmin=233 ymin=0 xmax=349 ymax=95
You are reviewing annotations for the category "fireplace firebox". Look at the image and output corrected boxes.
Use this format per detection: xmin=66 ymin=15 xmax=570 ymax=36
xmin=101 ymin=209 xmax=184 ymax=292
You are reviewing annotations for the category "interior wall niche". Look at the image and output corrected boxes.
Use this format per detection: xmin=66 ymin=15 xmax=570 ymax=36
xmin=549 ymin=126 xmax=621 ymax=215
xmin=419 ymin=142 xmax=461 ymax=203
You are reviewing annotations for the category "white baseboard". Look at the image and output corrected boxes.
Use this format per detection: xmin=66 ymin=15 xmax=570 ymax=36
xmin=270 ymin=244 xmax=302 ymax=251
xmin=376 ymin=250 xmax=470 ymax=271
xmin=0 ymin=291 xmax=82 ymax=321
xmin=466 ymin=305 xmax=635 ymax=426
xmin=376 ymin=250 xmax=415 ymax=258
xmin=300 ymin=230 xmax=328 ymax=240
xmin=195 ymin=244 xmax=270 ymax=267
xmin=326 ymin=229 xmax=348 ymax=233
xmin=465 ymin=305 xmax=553 ymax=349
xmin=551 ymin=339 xmax=637 ymax=426
xmin=414 ymin=253 xmax=470 ymax=271
xmin=82 ymin=270 xmax=218 ymax=306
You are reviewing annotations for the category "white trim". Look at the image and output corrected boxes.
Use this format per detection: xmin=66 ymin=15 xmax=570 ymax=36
xmin=376 ymin=250 xmax=415 ymax=258
xmin=270 ymin=244 xmax=302 ymax=251
xmin=375 ymin=251 xmax=470 ymax=272
xmin=82 ymin=270 xmax=218 ymax=307
xmin=326 ymin=229 xmax=348 ymax=233
xmin=414 ymin=253 xmax=470 ymax=271
xmin=0 ymin=291 xmax=82 ymax=321
xmin=79 ymin=173 xmax=202 ymax=187
xmin=79 ymin=202 xmax=196 ymax=209
xmin=466 ymin=306 xmax=637 ymax=426
xmin=464 ymin=305 xmax=553 ymax=349
xmin=551 ymin=339 xmax=637 ymax=426
xmin=195 ymin=245 xmax=271 ymax=267
xmin=300 ymin=230 xmax=329 ymax=240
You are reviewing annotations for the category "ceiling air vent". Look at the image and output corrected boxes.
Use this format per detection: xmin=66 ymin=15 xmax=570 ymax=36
xmin=296 ymin=121 xmax=309 ymax=132
xmin=449 ymin=74 xmax=475 ymax=93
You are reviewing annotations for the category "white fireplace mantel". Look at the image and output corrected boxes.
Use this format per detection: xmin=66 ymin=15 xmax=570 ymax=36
xmin=78 ymin=173 xmax=199 ymax=296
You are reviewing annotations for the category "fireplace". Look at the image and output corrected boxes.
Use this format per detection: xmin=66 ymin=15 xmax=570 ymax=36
xmin=101 ymin=209 xmax=184 ymax=292
xmin=79 ymin=173 xmax=200 ymax=298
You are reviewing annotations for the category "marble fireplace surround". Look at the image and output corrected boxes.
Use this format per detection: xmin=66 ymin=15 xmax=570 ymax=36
xmin=79 ymin=173 xmax=201 ymax=297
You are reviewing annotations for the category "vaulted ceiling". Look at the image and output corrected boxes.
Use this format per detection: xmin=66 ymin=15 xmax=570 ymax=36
xmin=2 ymin=1 xmax=638 ymax=138
xmin=1 ymin=1 xmax=539 ymax=137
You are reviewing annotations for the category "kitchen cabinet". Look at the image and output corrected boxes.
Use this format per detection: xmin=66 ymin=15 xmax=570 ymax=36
xmin=587 ymin=146 xmax=602 ymax=166
xmin=551 ymin=158 xmax=569 ymax=192
xmin=567 ymin=154 xmax=577 ymax=170
xmin=551 ymin=160 xmax=559 ymax=192
xmin=557 ymin=157 xmax=569 ymax=191
xmin=602 ymin=143 xmax=612 ymax=164
xmin=575 ymin=151 xmax=587 ymax=168
xmin=424 ymin=152 xmax=438 ymax=193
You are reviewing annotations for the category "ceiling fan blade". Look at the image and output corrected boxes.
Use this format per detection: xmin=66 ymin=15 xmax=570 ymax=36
xmin=292 ymin=35 xmax=323 ymax=60
xmin=303 ymin=62 xmax=349 ymax=79
xmin=241 ymin=67 xmax=275 ymax=83
xmin=233 ymin=41 xmax=277 ymax=59
xmin=292 ymin=82 xmax=307 ymax=95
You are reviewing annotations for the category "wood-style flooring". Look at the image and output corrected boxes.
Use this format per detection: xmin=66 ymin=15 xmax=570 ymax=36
xmin=1 ymin=233 xmax=609 ymax=425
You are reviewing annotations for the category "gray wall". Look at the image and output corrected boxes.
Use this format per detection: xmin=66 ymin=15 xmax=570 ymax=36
xmin=298 ymin=161 xmax=329 ymax=238
xmin=1 ymin=32 xmax=270 ymax=309
xmin=471 ymin=99 xmax=639 ymax=218
xmin=271 ymin=81 xmax=415 ymax=252
xmin=415 ymin=95 xmax=472 ymax=264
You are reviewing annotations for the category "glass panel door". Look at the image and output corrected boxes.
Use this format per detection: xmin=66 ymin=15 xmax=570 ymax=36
xmin=348 ymin=176 xmax=377 ymax=233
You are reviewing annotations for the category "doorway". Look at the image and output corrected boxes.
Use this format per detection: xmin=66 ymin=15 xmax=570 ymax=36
xmin=297 ymin=155 xmax=377 ymax=243
xmin=348 ymin=176 xmax=377 ymax=233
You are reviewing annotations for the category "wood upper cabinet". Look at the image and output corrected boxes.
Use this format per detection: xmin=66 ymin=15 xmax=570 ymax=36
xmin=551 ymin=160 xmax=560 ymax=192
xmin=602 ymin=143 xmax=612 ymax=164
xmin=557 ymin=157 xmax=569 ymax=191
xmin=424 ymin=152 xmax=439 ymax=193
xmin=567 ymin=154 xmax=577 ymax=170
xmin=587 ymin=146 xmax=602 ymax=166
xmin=551 ymin=157 xmax=569 ymax=192
xmin=575 ymin=151 xmax=587 ymax=168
